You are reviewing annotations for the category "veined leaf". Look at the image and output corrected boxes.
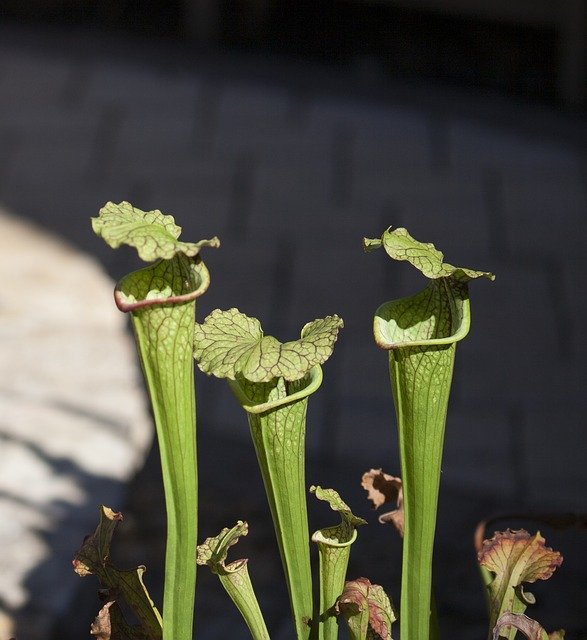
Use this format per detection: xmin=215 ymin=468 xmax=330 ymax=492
xmin=194 ymin=308 xmax=343 ymax=382
xmin=336 ymin=578 xmax=396 ymax=640
xmin=311 ymin=486 xmax=367 ymax=537
xmin=197 ymin=521 xmax=249 ymax=575
xmin=363 ymin=227 xmax=494 ymax=282
xmin=92 ymin=201 xmax=219 ymax=262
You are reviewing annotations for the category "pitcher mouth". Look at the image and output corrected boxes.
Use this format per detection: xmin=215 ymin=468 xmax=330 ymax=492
xmin=227 ymin=365 xmax=323 ymax=414
xmin=374 ymin=279 xmax=471 ymax=351
xmin=114 ymin=255 xmax=210 ymax=313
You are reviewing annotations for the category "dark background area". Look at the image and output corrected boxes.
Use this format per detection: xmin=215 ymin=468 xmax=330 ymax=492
xmin=1 ymin=0 xmax=569 ymax=105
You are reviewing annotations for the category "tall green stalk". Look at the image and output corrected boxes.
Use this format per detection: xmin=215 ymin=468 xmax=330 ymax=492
xmin=364 ymin=227 xmax=493 ymax=640
xmin=194 ymin=309 xmax=343 ymax=639
xmin=92 ymin=202 xmax=219 ymax=640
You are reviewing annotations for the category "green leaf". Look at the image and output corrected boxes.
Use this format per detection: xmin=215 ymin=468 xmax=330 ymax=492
xmin=311 ymin=486 xmax=367 ymax=536
xmin=363 ymin=226 xmax=494 ymax=282
xmin=479 ymin=529 xmax=563 ymax=638
xmin=73 ymin=506 xmax=162 ymax=640
xmin=194 ymin=308 xmax=343 ymax=382
xmin=92 ymin=201 xmax=219 ymax=262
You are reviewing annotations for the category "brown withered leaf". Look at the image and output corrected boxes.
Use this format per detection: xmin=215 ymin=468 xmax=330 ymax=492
xmin=479 ymin=529 xmax=563 ymax=635
xmin=90 ymin=601 xmax=113 ymax=640
xmin=361 ymin=469 xmax=404 ymax=537
xmin=493 ymin=612 xmax=565 ymax=640
xmin=73 ymin=506 xmax=162 ymax=640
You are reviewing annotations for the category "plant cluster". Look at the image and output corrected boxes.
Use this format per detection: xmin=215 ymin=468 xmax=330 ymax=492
xmin=73 ymin=202 xmax=565 ymax=640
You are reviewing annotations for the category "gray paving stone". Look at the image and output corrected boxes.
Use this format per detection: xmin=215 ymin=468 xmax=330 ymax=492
xmin=286 ymin=240 xmax=386 ymax=336
xmin=217 ymin=83 xmax=292 ymax=125
xmin=4 ymin=131 xmax=96 ymax=186
xmin=0 ymin=210 xmax=152 ymax=638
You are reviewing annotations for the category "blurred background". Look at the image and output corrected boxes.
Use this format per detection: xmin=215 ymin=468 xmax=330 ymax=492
xmin=0 ymin=2 xmax=586 ymax=639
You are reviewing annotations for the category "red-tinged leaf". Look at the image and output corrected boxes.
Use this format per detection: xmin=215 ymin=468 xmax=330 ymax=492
xmin=336 ymin=578 xmax=395 ymax=640
xmin=366 ymin=583 xmax=395 ymax=640
xmin=478 ymin=530 xmax=562 ymax=636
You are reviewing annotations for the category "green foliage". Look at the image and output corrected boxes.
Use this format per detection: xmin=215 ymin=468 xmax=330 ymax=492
xmin=365 ymin=226 xmax=494 ymax=640
xmin=92 ymin=201 xmax=219 ymax=261
xmin=79 ymin=207 xmax=567 ymax=640
xmin=194 ymin=308 xmax=343 ymax=382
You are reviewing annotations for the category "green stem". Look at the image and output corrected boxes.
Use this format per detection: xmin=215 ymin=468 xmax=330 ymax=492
xmin=117 ymin=255 xmax=210 ymax=640
xmin=375 ymin=277 xmax=475 ymax=640
xmin=389 ymin=340 xmax=455 ymax=639
xmin=315 ymin=528 xmax=357 ymax=640
xmin=229 ymin=367 xmax=323 ymax=640
xmin=218 ymin=565 xmax=271 ymax=640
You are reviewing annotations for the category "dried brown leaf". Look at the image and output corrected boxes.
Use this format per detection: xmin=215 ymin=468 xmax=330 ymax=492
xmin=90 ymin=601 xmax=113 ymax=640
xmin=361 ymin=469 xmax=404 ymax=537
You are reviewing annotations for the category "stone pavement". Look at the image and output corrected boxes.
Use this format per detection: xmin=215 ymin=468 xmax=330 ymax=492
xmin=0 ymin=20 xmax=586 ymax=640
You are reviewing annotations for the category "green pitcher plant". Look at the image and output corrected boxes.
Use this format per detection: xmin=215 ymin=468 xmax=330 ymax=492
xmin=193 ymin=309 xmax=343 ymax=640
xmin=92 ymin=202 xmax=219 ymax=640
xmin=197 ymin=520 xmax=270 ymax=640
xmin=310 ymin=486 xmax=367 ymax=640
xmin=364 ymin=227 xmax=494 ymax=640
xmin=76 ymin=207 xmax=570 ymax=640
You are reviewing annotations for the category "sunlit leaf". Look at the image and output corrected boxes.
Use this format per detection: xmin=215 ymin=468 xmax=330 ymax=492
xmin=194 ymin=308 xmax=343 ymax=382
xmin=197 ymin=522 xmax=270 ymax=640
xmin=196 ymin=521 xmax=249 ymax=575
xmin=92 ymin=201 xmax=219 ymax=262
xmin=363 ymin=226 xmax=494 ymax=282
